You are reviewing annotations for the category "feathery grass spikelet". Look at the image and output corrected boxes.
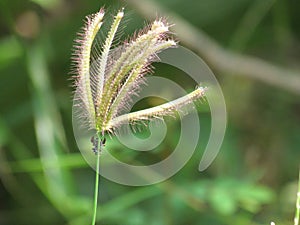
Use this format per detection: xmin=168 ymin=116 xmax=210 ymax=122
xmin=73 ymin=8 xmax=105 ymax=129
xmin=106 ymin=86 xmax=207 ymax=131
xmin=94 ymin=10 xmax=124 ymax=117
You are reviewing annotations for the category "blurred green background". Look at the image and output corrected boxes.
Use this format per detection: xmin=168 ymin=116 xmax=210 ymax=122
xmin=0 ymin=0 xmax=299 ymax=224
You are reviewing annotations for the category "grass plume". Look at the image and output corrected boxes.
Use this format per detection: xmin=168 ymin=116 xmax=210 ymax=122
xmin=72 ymin=7 xmax=206 ymax=136
xmin=71 ymin=7 xmax=207 ymax=225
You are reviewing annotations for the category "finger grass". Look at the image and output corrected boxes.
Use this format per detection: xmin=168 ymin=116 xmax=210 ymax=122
xmin=72 ymin=7 xmax=206 ymax=224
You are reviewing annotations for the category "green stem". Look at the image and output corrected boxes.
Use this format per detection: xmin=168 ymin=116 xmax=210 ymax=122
xmin=91 ymin=132 xmax=102 ymax=225
xmin=294 ymin=168 xmax=300 ymax=225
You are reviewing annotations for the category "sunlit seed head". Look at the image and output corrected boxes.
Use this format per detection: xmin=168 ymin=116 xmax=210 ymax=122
xmin=72 ymin=7 xmax=206 ymax=133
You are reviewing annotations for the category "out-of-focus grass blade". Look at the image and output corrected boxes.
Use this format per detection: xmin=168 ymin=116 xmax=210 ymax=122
xmin=8 ymin=153 xmax=87 ymax=173
xmin=0 ymin=118 xmax=33 ymax=201
xmin=25 ymin=38 xmax=85 ymax=217
xmin=0 ymin=117 xmax=90 ymax=219
xmin=229 ymin=0 xmax=275 ymax=51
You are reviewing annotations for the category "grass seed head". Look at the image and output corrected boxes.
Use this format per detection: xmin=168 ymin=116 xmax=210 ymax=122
xmin=72 ymin=8 xmax=206 ymax=134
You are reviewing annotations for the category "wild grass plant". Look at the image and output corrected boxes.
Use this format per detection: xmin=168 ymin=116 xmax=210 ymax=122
xmin=72 ymin=7 xmax=206 ymax=224
xmin=1 ymin=0 xmax=299 ymax=224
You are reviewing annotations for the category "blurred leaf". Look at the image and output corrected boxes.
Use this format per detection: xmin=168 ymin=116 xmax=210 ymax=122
xmin=210 ymin=187 xmax=237 ymax=215
xmin=0 ymin=37 xmax=23 ymax=69
xmin=208 ymin=179 xmax=238 ymax=215
xmin=30 ymin=0 xmax=61 ymax=10
xmin=237 ymin=182 xmax=275 ymax=213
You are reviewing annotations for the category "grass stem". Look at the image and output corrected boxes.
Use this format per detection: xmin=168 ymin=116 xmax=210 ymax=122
xmin=91 ymin=132 xmax=102 ymax=225
xmin=294 ymin=168 xmax=300 ymax=225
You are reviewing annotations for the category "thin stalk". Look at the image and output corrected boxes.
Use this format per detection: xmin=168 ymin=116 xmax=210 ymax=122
xmin=294 ymin=168 xmax=300 ymax=225
xmin=92 ymin=132 xmax=102 ymax=225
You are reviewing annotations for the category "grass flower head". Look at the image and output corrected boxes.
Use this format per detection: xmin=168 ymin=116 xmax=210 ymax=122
xmin=72 ymin=7 xmax=206 ymax=137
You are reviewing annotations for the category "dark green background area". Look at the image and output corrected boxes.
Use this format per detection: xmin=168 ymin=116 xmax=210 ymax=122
xmin=0 ymin=0 xmax=299 ymax=224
